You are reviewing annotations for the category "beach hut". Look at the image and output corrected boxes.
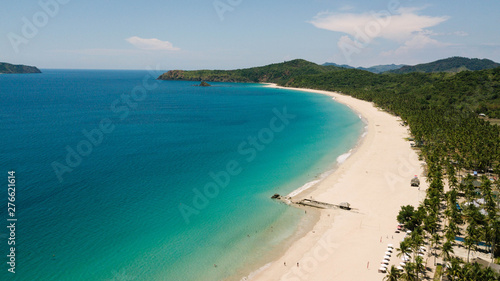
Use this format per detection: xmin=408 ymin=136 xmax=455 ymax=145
xmin=339 ymin=202 xmax=351 ymax=210
xmin=411 ymin=176 xmax=420 ymax=187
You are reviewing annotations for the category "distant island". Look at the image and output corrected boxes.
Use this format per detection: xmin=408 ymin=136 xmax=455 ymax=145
xmin=199 ymin=81 xmax=211 ymax=87
xmin=0 ymin=62 xmax=41 ymax=74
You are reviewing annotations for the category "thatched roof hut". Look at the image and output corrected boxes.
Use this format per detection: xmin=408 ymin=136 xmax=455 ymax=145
xmin=339 ymin=202 xmax=351 ymax=210
xmin=411 ymin=176 xmax=420 ymax=187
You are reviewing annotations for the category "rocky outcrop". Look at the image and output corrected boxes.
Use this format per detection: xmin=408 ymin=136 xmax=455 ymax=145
xmin=0 ymin=62 xmax=41 ymax=74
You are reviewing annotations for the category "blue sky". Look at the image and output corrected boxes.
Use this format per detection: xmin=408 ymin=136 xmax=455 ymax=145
xmin=1 ymin=0 xmax=499 ymax=69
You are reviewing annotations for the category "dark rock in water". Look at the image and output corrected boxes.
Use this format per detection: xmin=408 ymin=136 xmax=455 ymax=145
xmin=271 ymin=193 xmax=281 ymax=199
xmin=199 ymin=81 xmax=211 ymax=87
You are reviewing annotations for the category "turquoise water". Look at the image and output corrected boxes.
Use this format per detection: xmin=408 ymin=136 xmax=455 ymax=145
xmin=0 ymin=70 xmax=363 ymax=280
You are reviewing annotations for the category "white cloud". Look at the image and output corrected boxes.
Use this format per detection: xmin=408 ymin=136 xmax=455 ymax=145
xmin=381 ymin=33 xmax=449 ymax=57
xmin=310 ymin=8 xmax=448 ymax=42
xmin=126 ymin=36 xmax=180 ymax=51
xmin=452 ymin=31 xmax=469 ymax=37
xmin=310 ymin=7 xmax=451 ymax=63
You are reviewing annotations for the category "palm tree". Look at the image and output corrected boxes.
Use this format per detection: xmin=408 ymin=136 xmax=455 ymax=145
xmin=431 ymin=232 xmax=441 ymax=265
xmin=445 ymin=228 xmax=455 ymax=244
xmin=490 ymin=219 xmax=500 ymax=261
xmin=440 ymin=241 xmax=454 ymax=264
xmin=409 ymin=231 xmax=424 ymax=263
xmin=397 ymin=240 xmax=411 ymax=261
xmin=401 ymin=262 xmax=416 ymax=281
xmin=414 ymin=255 xmax=425 ymax=281
xmin=464 ymin=235 xmax=476 ymax=263
xmin=480 ymin=267 xmax=498 ymax=281
xmin=463 ymin=262 xmax=482 ymax=281
xmin=464 ymin=220 xmax=479 ymax=263
xmin=446 ymin=257 xmax=463 ymax=281
xmin=383 ymin=265 xmax=401 ymax=281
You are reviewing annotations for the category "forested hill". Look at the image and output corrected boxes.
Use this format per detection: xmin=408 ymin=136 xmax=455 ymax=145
xmin=0 ymin=62 xmax=41 ymax=74
xmin=158 ymin=59 xmax=340 ymax=84
xmin=158 ymin=59 xmax=500 ymax=118
xmin=388 ymin=57 xmax=500 ymax=74
xmin=322 ymin=62 xmax=404 ymax=73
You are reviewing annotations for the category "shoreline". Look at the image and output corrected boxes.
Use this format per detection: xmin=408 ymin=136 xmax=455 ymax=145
xmin=243 ymin=84 xmax=427 ymax=280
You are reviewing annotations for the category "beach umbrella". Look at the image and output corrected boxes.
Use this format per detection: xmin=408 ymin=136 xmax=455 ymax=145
xmin=397 ymin=266 xmax=404 ymax=271
xmin=400 ymin=262 xmax=406 ymax=266
xmin=385 ymin=251 xmax=391 ymax=256
xmin=386 ymin=248 xmax=392 ymax=253
xmin=387 ymin=244 xmax=393 ymax=248
xmin=406 ymin=230 xmax=412 ymax=234
xmin=384 ymin=255 xmax=391 ymax=260
xmin=378 ymin=267 xmax=387 ymax=273
xmin=381 ymin=260 xmax=389 ymax=265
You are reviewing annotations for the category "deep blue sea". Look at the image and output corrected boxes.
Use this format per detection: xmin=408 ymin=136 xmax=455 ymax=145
xmin=0 ymin=70 xmax=363 ymax=280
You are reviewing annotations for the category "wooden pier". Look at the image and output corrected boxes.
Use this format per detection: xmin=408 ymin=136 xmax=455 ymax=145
xmin=271 ymin=194 xmax=358 ymax=212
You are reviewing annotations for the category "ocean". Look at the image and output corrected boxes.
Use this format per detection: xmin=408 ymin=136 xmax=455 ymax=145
xmin=0 ymin=70 xmax=363 ymax=280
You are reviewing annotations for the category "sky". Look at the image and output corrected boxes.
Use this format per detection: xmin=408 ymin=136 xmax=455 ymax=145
xmin=1 ymin=0 xmax=499 ymax=70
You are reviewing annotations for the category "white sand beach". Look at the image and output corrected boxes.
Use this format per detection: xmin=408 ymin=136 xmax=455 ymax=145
xmin=247 ymin=84 xmax=428 ymax=281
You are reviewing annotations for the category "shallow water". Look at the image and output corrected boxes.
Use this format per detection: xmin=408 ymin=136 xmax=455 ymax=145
xmin=0 ymin=70 xmax=363 ymax=280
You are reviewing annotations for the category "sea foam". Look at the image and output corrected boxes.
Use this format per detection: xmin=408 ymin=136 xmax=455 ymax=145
xmin=287 ymin=179 xmax=321 ymax=197
xmin=336 ymin=151 xmax=352 ymax=164
xmin=241 ymin=262 xmax=272 ymax=280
